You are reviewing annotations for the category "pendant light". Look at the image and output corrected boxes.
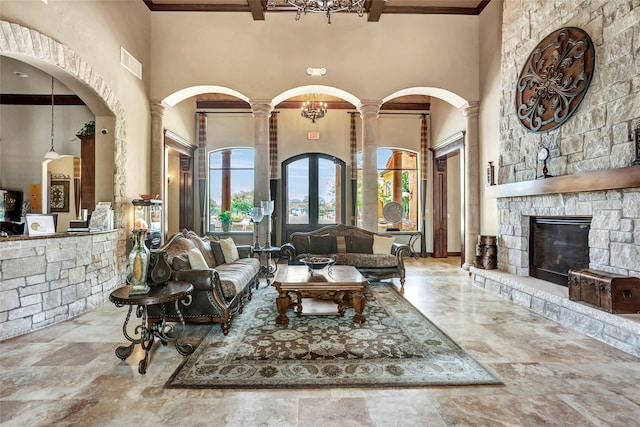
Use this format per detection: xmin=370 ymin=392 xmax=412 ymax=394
xmin=44 ymin=75 xmax=61 ymax=160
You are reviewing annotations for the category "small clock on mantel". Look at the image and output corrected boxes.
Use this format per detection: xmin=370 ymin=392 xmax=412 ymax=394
xmin=537 ymin=147 xmax=553 ymax=179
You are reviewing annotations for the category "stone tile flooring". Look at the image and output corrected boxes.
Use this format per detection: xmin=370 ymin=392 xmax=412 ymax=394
xmin=1 ymin=258 xmax=639 ymax=426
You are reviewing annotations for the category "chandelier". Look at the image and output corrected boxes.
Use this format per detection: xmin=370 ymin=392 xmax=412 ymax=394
xmin=301 ymin=97 xmax=328 ymax=123
xmin=272 ymin=0 xmax=367 ymax=23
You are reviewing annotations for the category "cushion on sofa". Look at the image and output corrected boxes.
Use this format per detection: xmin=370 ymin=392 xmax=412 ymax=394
xmin=309 ymin=234 xmax=335 ymax=254
xmin=350 ymin=236 xmax=373 ymax=254
xmin=214 ymin=258 xmax=260 ymax=298
xmin=219 ymin=237 xmax=240 ymax=263
xmin=372 ymin=235 xmax=395 ymax=254
xmin=336 ymin=235 xmax=347 ymax=253
xmin=186 ymin=234 xmax=217 ymax=267
xmin=210 ymin=240 xmax=226 ymax=265
xmin=171 ymin=254 xmax=191 ymax=271
xmin=187 ymin=247 xmax=209 ymax=269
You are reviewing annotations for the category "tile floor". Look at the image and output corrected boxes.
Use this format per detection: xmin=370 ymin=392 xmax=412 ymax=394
xmin=1 ymin=258 xmax=639 ymax=426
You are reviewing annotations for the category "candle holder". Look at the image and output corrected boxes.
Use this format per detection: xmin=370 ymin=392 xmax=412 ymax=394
xmin=261 ymin=200 xmax=274 ymax=249
xmin=633 ymin=124 xmax=640 ymax=166
xmin=251 ymin=206 xmax=263 ymax=250
xmin=487 ymin=161 xmax=496 ymax=186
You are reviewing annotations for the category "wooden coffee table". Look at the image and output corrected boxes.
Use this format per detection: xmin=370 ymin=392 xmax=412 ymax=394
xmin=272 ymin=264 xmax=369 ymax=325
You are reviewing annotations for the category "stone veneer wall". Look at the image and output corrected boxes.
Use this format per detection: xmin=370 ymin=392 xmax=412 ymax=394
xmin=496 ymin=0 xmax=640 ymax=276
xmin=0 ymin=231 xmax=122 ymax=341
xmin=499 ymin=0 xmax=639 ymax=183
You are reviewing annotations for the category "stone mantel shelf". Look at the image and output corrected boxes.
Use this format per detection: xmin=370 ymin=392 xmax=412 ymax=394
xmin=485 ymin=165 xmax=640 ymax=199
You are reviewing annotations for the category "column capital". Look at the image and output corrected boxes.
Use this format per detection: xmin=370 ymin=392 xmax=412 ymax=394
xmin=358 ymin=100 xmax=382 ymax=118
xmin=461 ymin=101 xmax=479 ymax=117
xmin=150 ymin=100 xmax=167 ymax=117
xmin=250 ymin=100 xmax=274 ymax=117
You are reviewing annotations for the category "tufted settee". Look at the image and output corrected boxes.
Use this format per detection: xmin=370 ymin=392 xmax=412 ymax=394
xmin=280 ymin=224 xmax=410 ymax=286
xmin=147 ymin=229 xmax=260 ymax=335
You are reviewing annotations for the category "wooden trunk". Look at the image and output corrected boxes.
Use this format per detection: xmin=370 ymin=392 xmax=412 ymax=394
xmin=568 ymin=268 xmax=640 ymax=314
xmin=474 ymin=235 xmax=497 ymax=270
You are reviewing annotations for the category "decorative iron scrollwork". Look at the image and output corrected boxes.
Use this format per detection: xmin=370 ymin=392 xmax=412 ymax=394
xmin=516 ymin=27 xmax=595 ymax=133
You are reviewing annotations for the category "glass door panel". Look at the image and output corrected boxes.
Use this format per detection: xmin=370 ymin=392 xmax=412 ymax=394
xmin=286 ymin=157 xmax=309 ymax=225
xmin=318 ymin=158 xmax=339 ymax=224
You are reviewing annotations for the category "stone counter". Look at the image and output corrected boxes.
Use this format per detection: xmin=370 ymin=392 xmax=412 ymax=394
xmin=0 ymin=230 xmax=125 ymax=340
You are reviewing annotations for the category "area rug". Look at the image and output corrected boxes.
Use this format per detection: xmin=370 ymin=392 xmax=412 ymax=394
xmin=165 ymin=283 xmax=502 ymax=389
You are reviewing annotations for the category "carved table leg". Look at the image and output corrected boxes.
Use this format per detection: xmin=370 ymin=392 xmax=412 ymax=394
xmin=275 ymin=290 xmax=291 ymax=325
xmin=351 ymin=290 xmax=366 ymax=324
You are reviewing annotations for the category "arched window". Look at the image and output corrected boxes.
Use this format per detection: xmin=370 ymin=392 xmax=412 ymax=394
xmin=357 ymin=148 xmax=419 ymax=232
xmin=208 ymin=148 xmax=255 ymax=231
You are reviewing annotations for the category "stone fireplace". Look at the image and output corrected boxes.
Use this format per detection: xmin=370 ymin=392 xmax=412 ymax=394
xmin=497 ymin=188 xmax=640 ymax=281
xmin=529 ymin=215 xmax=591 ymax=285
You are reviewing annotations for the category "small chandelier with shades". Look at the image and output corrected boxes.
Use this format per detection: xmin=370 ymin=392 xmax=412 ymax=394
xmin=270 ymin=0 xmax=367 ymax=23
xmin=301 ymin=96 xmax=328 ymax=123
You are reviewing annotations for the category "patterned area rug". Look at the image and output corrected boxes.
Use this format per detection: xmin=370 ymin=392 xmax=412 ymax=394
xmin=165 ymin=283 xmax=502 ymax=389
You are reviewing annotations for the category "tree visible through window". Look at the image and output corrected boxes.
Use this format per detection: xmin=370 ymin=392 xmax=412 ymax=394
xmin=208 ymin=148 xmax=255 ymax=231
xmin=356 ymin=148 xmax=419 ymax=232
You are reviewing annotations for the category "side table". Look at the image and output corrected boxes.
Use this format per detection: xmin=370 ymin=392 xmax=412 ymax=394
xmin=109 ymin=280 xmax=194 ymax=375
xmin=251 ymin=246 xmax=281 ymax=287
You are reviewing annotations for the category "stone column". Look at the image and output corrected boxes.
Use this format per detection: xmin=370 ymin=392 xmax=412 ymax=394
xmin=359 ymin=100 xmax=381 ymax=232
xmin=461 ymin=101 xmax=480 ymax=270
xmin=150 ymin=101 xmax=167 ymax=199
xmin=251 ymin=100 xmax=274 ymax=243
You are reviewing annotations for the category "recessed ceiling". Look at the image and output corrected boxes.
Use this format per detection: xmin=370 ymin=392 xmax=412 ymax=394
xmin=143 ymin=0 xmax=491 ymax=21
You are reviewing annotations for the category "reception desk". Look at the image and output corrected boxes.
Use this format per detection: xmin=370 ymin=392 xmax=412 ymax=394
xmin=0 ymin=230 xmax=123 ymax=341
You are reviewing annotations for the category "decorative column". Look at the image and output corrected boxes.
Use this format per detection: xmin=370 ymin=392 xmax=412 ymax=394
xmin=359 ymin=100 xmax=381 ymax=232
xmin=150 ymin=101 xmax=167 ymax=199
xmin=461 ymin=101 xmax=480 ymax=270
xmin=251 ymin=100 xmax=274 ymax=243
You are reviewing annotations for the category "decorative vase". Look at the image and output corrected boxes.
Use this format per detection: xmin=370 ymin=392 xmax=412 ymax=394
xmin=148 ymin=250 xmax=171 ymax=285
xmin=128 ymin=229 xmax=150 ymax=295
xmin=221 ymin=221 xmax=230 ymax=232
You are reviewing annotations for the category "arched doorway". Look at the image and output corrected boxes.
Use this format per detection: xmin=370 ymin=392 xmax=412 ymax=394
xmin=281 ymin=153 xmax=346 ymax=242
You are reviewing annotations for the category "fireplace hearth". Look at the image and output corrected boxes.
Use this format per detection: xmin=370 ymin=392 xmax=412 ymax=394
xmin=529 ymin=216 xmax=591 ymax=286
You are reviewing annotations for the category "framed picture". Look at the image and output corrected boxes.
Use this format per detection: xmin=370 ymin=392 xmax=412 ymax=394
xmin=26 ymin=214 xmax=56 ymax=236
xmin=50 ymin=180 xmax=69 ymax=213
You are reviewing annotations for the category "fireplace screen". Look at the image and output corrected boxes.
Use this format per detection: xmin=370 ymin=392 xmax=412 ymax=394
xmin=529 ymin=216 xmax=591 ymax=286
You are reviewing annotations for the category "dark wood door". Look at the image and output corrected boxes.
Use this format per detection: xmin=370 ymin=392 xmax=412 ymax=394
xmin=179 ymin=156 xmax=194 ymax=231
xmin=433 ymin=157 xmax=448 ymax=258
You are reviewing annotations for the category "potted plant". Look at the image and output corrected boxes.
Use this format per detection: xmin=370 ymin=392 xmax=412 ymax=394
xmin=219 ymin=210 xmax=232 ymax=232
xmin=76 ymin=120 xmax=96 ymax=137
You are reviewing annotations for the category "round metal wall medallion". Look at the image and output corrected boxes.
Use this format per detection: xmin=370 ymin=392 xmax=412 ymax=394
xmin=516 ymin=27 xmax=595 ymax=133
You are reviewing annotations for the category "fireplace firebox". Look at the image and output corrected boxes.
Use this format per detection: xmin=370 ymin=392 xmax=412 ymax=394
xmin=529 ymin=216 xmax=591 ymax=286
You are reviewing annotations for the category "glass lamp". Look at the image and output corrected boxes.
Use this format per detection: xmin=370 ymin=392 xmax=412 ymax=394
xmin=261 ymin=200 xmax=274 ymax=248
xmin=251 ymin=206 xmax=263 ymax=250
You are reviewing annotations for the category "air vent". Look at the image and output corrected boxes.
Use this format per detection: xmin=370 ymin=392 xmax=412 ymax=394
xmin=120 ymin=47 xmax=142 ymax=80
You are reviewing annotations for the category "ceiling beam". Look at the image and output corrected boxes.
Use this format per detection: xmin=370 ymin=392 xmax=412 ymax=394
xmin=0 ymin=94 xmax=85 ymax=106
xmin=196 ymin=99 xmax=430 ymax=111
xmin=248 ymin=0 xmax=266 ymax=20
xmin=367 ymin=0 xmax=385 ymax=22
xmin=143 ymin=1 xmax=251 ymax=12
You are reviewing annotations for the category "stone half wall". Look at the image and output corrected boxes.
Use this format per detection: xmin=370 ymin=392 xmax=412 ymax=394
xmin=0 ymin=231 xmax=123 ymax=341
xmin=497 ymin=189 xmax=640 ymax=278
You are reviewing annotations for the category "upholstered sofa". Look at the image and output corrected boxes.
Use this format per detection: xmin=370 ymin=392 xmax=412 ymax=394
xmin=147 ymin=229 xmax=260 ymax=335
xmin=280 ymin=224 xmax=410 ymax=285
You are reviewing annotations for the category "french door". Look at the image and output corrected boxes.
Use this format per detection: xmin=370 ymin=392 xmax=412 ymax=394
xmin=281 ymin=153 xmax=345 ymax=242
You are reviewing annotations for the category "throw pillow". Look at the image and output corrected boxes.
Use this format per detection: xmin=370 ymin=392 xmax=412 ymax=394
xmin=219 ymin=237 xmax=240 ymax=263
xmin=210 ymin=240 xmax=226 ymax=265
xmin=335 ymin=235 xmax=347 ymax=253
xmin=308 ymin=235 xmax=336 ymax=254
xmin=372 ymin=234 xmax=395 ymax=254
xmin=187 ymin=247 xmax=209 ymax=269
xmin=171 ymin=254 xmax=190 ymax=271
xmin=350 ymin=236 xmax=373 ymax=254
